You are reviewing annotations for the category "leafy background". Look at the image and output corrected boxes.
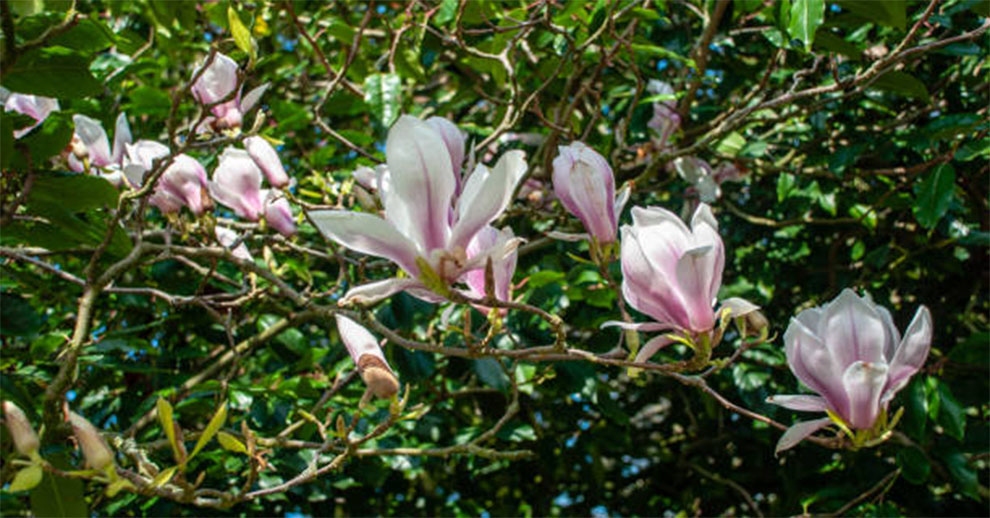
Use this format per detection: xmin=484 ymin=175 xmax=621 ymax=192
xmin=0 ymin=0 xmax=987 ymax=516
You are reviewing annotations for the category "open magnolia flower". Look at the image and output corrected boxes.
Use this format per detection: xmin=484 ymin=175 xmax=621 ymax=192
xmin=550 ymin=141 xmax=630 ymax=252
xmin=191 ymin=52 xmax=268 ymax=132
xmin=68 ymin=113 xmax=133 ymax=185
xmin=1 ymin=89 xmax=59 ymax=138
xmin=311 ymin=115 xmax=526 ymax=306
xmin=336 ymin=314 xmax=399 ymax=399
xmin=769 ymin=289 xmax=932 ymax=453
xmin=123 ymin=144 xmax=211 ymax=216
xmin=606 ymin=203 xmax=758 ymax=362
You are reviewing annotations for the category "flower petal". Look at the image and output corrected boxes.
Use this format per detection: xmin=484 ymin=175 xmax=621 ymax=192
xmin=72 ymin=114 xmax=112 ymax=167
xmin=191 ymin=52 xmax=239 ymax=105
xmin=210 ymin=147 xmax=264 ymax=220
xmin=309 ymin=210 xmax=420 ymax=276
xmin=384 ymin=115 xmax=456 ymax=253
xmin=784 ymin=316 xmax=848 ymax=417
xmin=634 ymin=335 xmax=675 ymax=363
xmin=340 ymin=277 xmax=425 ymax=306
xmin=335 ymin=314 xmax=391 ymax=371
xmin=245 ymin=136 xmax=289 ymax=188
xmin=426 ymin=116 xmax=466 ymax=180
xmin=823 ymin=289 xmax=887 ymax=368
xmin=775 ymin=417 xmax=832 ymax=455
xmin=450 ymin=149 xmax=526 ymax=251
xmin=600 ymin=321 xmax=676 ymax=332
xmin=841 ymin=360 xmax=889 ymax=429
xmin=883 ymin=306 xmax=932 ymax=403
xmin=674 ymin=243 xmax=718 ymax=332
xmin=111 ymin=112 xmax=131 ymax=165
xmin=240 ymin=83 xmax=270 ymax=114
xmin=766 ymin=394 xmax=828 ymax=412
xmin=720 ymin=297 xmax=760 ymax=318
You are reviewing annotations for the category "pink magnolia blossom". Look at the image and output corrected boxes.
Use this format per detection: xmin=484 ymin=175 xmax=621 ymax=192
xmin=209 ymin=147 xmax=264 ymax=220
xmin=551 ymin=142 xmax=628 ymax=246
xmin=215 ymin=226 xmax=253 ymax=262
xmin=463 ymin=225 xmax=518 ymax=313
xmin=2 ymin=91 xmax=59 ymax=138
xmin=769 ymin=290 xmax=932 ymax=453
xmin=244 ymin=136 xmax=289 ymax=187
xmin=310 ymin=115 xmax=526 ymax=305
xmin=263 ymin=190 xmax=296 ymax=237
xmin=68 ymin=113 xmax=133 ymax=185
xmin=191 ymin=52 xmax=268 ymax=132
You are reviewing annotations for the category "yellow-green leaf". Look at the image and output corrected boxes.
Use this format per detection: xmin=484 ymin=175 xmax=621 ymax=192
xmin=104 ymin=478 xmax=134 ymax=497
xmin=8 ymin=464 xmax=43 ymax=492
xmin=156 ymin=398 xmax=180 ymax=463
xmin=228 ymin=7 xmax=256 ymax=63
xmin=189 ymin=403 xmax=227 ymax=460
xmin=150 ymin=466 xmax=178 ymax=488
xmin=217 ymin=431 xmax=248 ymax=454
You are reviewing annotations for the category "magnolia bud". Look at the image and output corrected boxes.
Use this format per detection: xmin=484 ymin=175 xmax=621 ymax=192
xmin=3 ymin=401 xmax=39 ymax=457
xmin=745 ymin=310 xmax=769 ymax=337
xmin=68 ymin=411 xmax=114 ymax=471
xmin=357 ymin=355 xmax=400 ymax=399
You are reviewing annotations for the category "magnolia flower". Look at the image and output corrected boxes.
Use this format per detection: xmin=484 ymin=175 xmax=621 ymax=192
xmin=244 ymin=136 xmax=289 ymax=188
xmin=210 ymin=147 xmax=264 ymax=220
xmin=675 ymin=157 xmax=747 ymax=213
xmin=68 ymin=411 xmax=114 ymax=471
xmin=68 ymin=114 xmax=132 ymax=185
xmin=646 ymin=80 xmax=680 ymax=149
xmin=335 ymin=314 xmax=399 ymax=399
xmin=2 ymin=90 xmax=59 ymax=138
xmin=605 ymin=204 xmax=758 ymax=363
xmin=310 ymin=115 xmax=526 ymax=305
xmin=215 ymin=226 xmax=253 ymax=262
xmin=769 ymin=289 xmax=933 ymax=453
xmin=263 ymin=190 xmax=296 ymax=237
xmin=191 ymin=52 xmax=268 ymax=132
xmin=2 ymin=401 xmax=39 ymax=457
xmin=129 ymin=152 xmax=211 ymax=216
xmin=463 ymin=226 xmax=518 ymax=313
xmin=551 ymin=142 xmax=629 ymax=246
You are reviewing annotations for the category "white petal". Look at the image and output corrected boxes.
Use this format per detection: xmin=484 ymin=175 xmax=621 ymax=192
xmin=775 ymin=417 xmax=832 ymax=455
xmin=340 ymin=278 xmax=425 ymax=306
xmin=240 ymin=83 xmax=269 ymax=113
xmin=335 ymin=314 xmax=392 ymax=371
xmin=449 ymin=149 xmax=526 ymax=250
xmin=309 ymin=210 xmax=421 ymax=276
xmin=111 ymin=112 xmax=132 ymax=164
xmin=72 ymin=114 xmax=112 ymax=167
xmin=823 ymin=289 xmax=887 ymax=369
xmin=883 ymin=306 xmax=932 ymax=403
xmin=546 ymin=230 xmax=591 ymax=242
xmin=841 ymin=360 xmax=889 ymax=430
xmin=720 ymin=297 xmax=760 ymax=318
xmin=766 ymin=395 xmax=828 ymax=412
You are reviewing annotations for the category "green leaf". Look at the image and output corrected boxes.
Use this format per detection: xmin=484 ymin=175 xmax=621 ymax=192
xmin=940 ymin=449 xmax=980 ymax=500
xmin=363 ymin=73 xmax=402 ymax=128
xmin=1 ymin=114 xmax=13 ymax=170
xmin=813 ymin=31 xmax=862 ymax=61
xmin=28 ymin=173 xmax=119 ymax=212
xmin=49 ymin=18 xmax=114 ymax=56
xmin=837 ymin=0 xmax=905 ymax=30
xmin=8 ymin=464 xmax=44 ymax=492
xmin=217 ymin=431 xmax=248 ymax=454
xmin=150 ymin=465 xmax=178 ymax=488
xmin=896 ymin=447 xmax=930 ymax=484
xmin=29 ymin=454 xmax=87 ymax=518
xmin=715 ymin=132 xmax=745 ymax=157
xmin=0 ymin=293 xmax=41 ymax=337
xmin=871 ymin=71 xmax=930 ymax=102
xmin=228 ymin=7 xmax=257 ymax=64
xmin=12 ymin=111 xmax=73 ymax=169
xmin=157 ymin=398 xmax=181 ymax=463
xmin=189 ymin=403 xmax=227 ymax=460
xmin=788 ymin=0 xmax=825 ymax=51
xmin=913 ymin=164 xmax=955 ymax=229
xmin=900 ymin=377 xmax=928 ymax=439
xmin=777 ymin=173 xmax=796 ymax=202
xmin=472 ymin=358 xmax=510 ymax=392
xmin=1 ymin=46 xmax=101 ymax=98
xmin=935 ymin=382 xmax=965 ymax=441
xmin=629 ymin=44 xmax=695 ymax=67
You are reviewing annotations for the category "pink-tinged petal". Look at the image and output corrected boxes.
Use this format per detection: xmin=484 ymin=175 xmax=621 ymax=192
xmin=240 ymin=83 xmax=269 ymax=114
xmin=244 ymin=136 xmax=289 ymax=187
xmin=546 ymin=230 xmax=590 ymax=242
xmin=613 ymin=184 xmax=631 ymax=217
xmin=690 ymin=204 xmax=724 ymax=304
xmin=161 ymin=154 xmax=209 ymax=215
xmin=72 ymin=114 xmax=112 ymax=167
xmin=340 ymin=277 xmax=425 ymax=306
xmin=309 ymin=210 xmax=421 ymax=276
xmin=720 ymin=297 xmax=760 ymax=318
xmin=111 ymin=112 xmax=132 ymax=165
xmin=450 ymin=150 xmax=527 ymax=251
xmin=634 ymin=335 xmax=675 ymax=363
xmin=841 ymin=361 xmax=889 ymax=429
xmin=384 ymin=115 xmax=456 ymax=252
xmin=552 ymin=142 xmax=616 ymax=243
xmin=674 ymin=244 xmax=718 ymax=332
xmin=335 ymin=314 xmax=392 ymax=372
xmin=865 ymin=293 xmax=902 ymax=361
xmin=263 ymin=191 xmax=296 ymax=237
xmin=215 ymin=226 xmax=253 ymax=262
xmin=210 ymin=147 xmax=264 ymax=220
xmin=426 ymin=116 xmax=466 ymax=180
xmin=600 ymin=321 xmax=677 ymax=333
xmin=122 ymin=140 xmax=170 ymax=188
xmin=5 ymin=94 xmax=58 ymax=138
xmin=784 ymin=317 xmax=848 ymax=417
xmin=191 ymin=52 xmax=239 ymax=105
xmin=463 ymin=226 xmax=517 ymax=304
xmin=823 ymin=289 xmax=887 ymax=368
xmin=353 ymin=166 xmax=378 ymax=191
xmin=766 ymin=395 xmax=828 ymax=412
xmin=150 ymin=189 xmax=183 ymax=214
xmin=630 ymin=206 xmax=692 ymax=275
xmin=620 ymin=225 xmax=690 ymax=328
xmin=882 ymin=306 xmax=932 ymax=403
xmin=775 ymin=417 xmax=832 ymax=455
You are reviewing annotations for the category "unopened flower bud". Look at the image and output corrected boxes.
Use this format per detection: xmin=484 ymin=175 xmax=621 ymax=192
xmin=357 ymin=355 xmax=400 ymax=399
xmin=745 ymin=310 xmax=769 ymax=337
xmin=3 ymin=401 xmax=39 ymax=457
xmin=68 ymin=411 xmax=114 ymax=471
xmin=335 ymin=315 xmax=399 ymax=399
